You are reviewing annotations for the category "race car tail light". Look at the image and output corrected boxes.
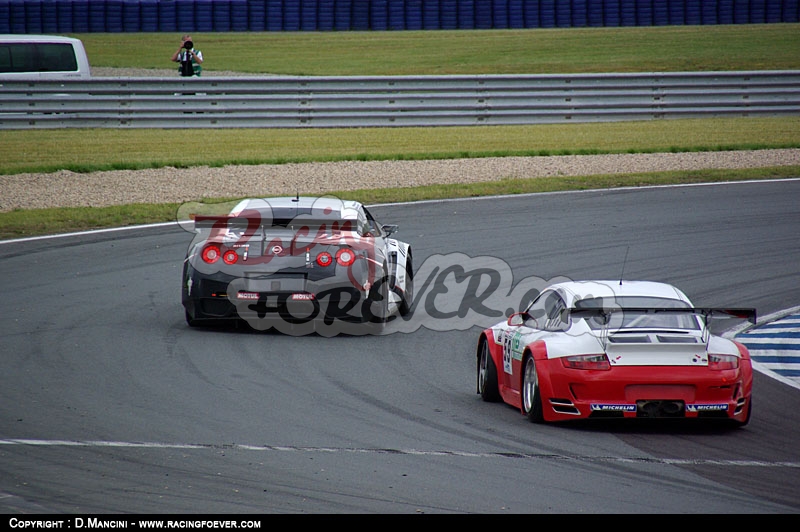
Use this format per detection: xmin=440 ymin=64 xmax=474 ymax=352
xmin=222 ymin=249 xmax=238 ymax=265
xmin=316 ymin=252 xmax=333 ymax=267
xmin=336 ymin=248 xmax=356 ymax=266
xmin=561 ymin=354 xmax=611 ymax=371
xmin=708 ymin=353 xmax=739 ymax=371
xmin=201 ymin=244 xmax=221 ymax=264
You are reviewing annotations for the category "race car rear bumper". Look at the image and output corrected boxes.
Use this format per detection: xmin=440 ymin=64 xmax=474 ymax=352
xmin=538 ymin=360 xmax=752 ymax=422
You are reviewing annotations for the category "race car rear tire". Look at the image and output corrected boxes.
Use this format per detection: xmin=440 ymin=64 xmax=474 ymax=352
xmin=361 ymin=266 xmax=389 ymax=331
xmin=744 ymin=398 xmax=752 ymax=426
xmin=185 ymin=309 xmax=219 ymax=328
xmin=732 ymin=397 xmax=752 ymax=428
xmin=397 ymin=251 xmax=414 ymax=317
xmin=522 ymin=355 xmax=545 ymax=423
xmin=478 ymin=338 xmax=500 ymax=402
xmin=185 ymin=309 xmax=210 ymax=328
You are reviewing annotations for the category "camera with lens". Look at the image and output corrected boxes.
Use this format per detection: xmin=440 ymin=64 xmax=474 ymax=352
xmin=183 ymin=40 xmax=193 ymax=50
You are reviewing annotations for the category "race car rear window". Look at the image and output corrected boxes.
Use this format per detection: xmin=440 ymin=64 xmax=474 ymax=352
xmin=577 ymin=297 xmax=700 ymax=330
xmin=265 ymin=217 xmax=355 ymax=230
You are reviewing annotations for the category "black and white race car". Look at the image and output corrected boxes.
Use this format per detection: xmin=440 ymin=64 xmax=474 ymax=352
xmin=181 ymin=196 xmax=413 ymax=335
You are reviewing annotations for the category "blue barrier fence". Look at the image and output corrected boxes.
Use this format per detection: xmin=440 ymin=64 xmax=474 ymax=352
xmin=1 ymin=0 xmax=798 ymax=34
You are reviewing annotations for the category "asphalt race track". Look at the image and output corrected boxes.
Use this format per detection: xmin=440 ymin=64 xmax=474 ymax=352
xmin=1 ymin=179 xmax=799 ymax=514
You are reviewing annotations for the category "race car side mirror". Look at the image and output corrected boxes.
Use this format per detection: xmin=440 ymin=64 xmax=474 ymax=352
xmin=382 ymin=224 xmax=398 ymax=236
xmin=508 ymin=312 xmax=527 ymax=326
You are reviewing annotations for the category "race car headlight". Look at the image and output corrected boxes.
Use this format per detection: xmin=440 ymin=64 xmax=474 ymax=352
xmin=708 ymin=353 xmax=739 ymax=370
xmin=561 ymin=354 xmax=611 ymax=371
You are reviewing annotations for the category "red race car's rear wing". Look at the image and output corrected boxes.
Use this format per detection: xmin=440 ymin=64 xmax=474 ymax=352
xmin=567 ymin=306 xmax=757 ymax=324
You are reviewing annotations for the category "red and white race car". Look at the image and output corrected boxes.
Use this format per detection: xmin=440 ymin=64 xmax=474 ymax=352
xmin=476 ymin=280 xmax=756 ymax=426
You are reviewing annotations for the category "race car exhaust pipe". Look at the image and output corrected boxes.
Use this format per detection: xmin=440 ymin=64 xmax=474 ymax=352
xmin=637 ymin=400 xmax=684 ymax=417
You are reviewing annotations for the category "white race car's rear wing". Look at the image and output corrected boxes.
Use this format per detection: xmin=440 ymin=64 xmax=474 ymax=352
xmin=192 ymin=214 xmax=355 ymax=229
xmin=192 ymin=214 xmax=263 ymax=232
xmin=567 ymin=306 xmax=757 ymax=324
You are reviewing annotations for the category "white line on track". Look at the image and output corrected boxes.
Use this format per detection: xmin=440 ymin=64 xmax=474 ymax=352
xmin=1 ymin=439 xmax=798 ymax=468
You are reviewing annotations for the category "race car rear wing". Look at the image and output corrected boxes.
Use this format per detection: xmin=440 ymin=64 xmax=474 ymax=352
xmin=192 ymin=214 xmax=358 ymax=232
xmin=567 ymin=306 xmax=757 ymax=324
xmin=192 ymin=214 xmax=262 ymax=232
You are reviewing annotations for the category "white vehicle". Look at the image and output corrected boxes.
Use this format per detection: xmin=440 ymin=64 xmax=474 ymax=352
xmin=0 ymin=34 xmax=91 ymax=79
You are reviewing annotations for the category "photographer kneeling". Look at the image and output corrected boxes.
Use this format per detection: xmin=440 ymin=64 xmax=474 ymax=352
xmin=171 ymin=35 xmax=203 ymax=77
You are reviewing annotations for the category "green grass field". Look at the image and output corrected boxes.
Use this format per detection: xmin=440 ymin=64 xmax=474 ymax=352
xmin=2 ymin=24 xmax=798 ymax=240
xmin=79 ymin=24 xmax=800 ymax=75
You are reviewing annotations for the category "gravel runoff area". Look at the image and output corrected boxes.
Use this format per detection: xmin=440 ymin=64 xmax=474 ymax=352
xmin=2 ymin=68 xmax=798 ymax=213
xmin=3 ymin=149 xmax=799 ymax=213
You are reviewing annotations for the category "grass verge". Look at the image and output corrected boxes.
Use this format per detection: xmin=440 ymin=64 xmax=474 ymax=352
xmin=3 ymin=117 xmax=799 ymax=175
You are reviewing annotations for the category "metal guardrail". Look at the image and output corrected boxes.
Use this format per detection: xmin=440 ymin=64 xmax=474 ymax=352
xmin=1 ymin=71 xmax=799 ymax=129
